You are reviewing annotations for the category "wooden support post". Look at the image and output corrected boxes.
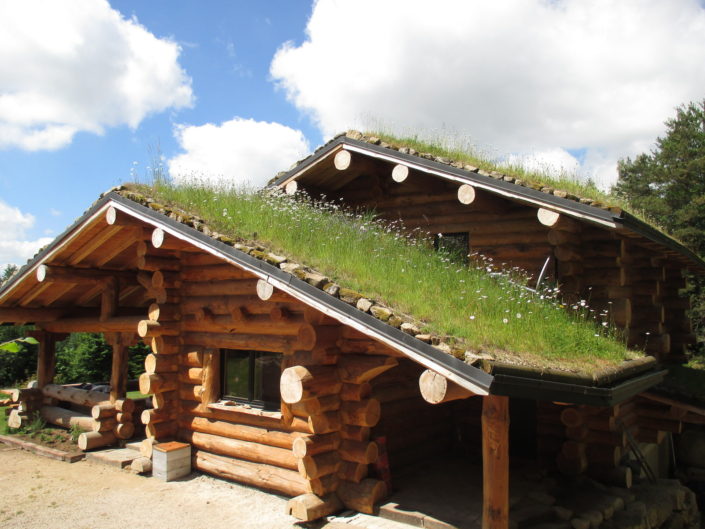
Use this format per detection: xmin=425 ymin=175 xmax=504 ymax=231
xmin=106 ymin=333 xmax=130 ymax=403
xmin=482 ymin=395 xmax=509 ymax=529
xmin=35 ymin=331 xmax=57 ymax=388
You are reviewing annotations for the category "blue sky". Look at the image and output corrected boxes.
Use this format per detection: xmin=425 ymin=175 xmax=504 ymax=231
xmin=2 ymin=0 xmax=705 ymax=269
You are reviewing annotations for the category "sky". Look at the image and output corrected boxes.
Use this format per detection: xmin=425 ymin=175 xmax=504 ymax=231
xmin=1 ymin=0 xmax=705 ymax=270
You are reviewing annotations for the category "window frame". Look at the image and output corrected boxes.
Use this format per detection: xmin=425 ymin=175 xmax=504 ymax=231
xmin=220 ymin=349 xmax=282 ymax=411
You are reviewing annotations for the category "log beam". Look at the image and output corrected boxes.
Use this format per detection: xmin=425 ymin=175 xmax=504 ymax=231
xmin=419 ymin=369 xmax=476 ymax=404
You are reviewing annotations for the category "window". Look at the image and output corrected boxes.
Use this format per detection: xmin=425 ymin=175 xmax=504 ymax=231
xmin=434 ymin=232 xmax=470 ymax=263
xmin=221 ymin=350 xmax=282 ymax=410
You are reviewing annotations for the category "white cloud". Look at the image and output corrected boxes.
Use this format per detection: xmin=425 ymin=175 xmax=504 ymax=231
xmin=168 ymin=118 xmax=310 ymax=188
xmin=271 ymin=0 xmax=705 ymax=187
xmin=0 ymin=201 xmax=53 ymax=269
xmin=0 ymin=0 xmax=193 ymax=151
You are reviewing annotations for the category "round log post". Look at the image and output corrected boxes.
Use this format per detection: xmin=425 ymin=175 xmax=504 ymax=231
xmin=482 ymin=395 xmax=509 ymax=529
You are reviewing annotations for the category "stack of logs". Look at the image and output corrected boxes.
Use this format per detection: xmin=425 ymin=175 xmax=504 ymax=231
xmin=538 ymin=396 xmax=688 ymax=488
xmin=7 ymin=384 xmax=135 ymax=449
xmin=283 ymin=317 xmax=396 ymax=522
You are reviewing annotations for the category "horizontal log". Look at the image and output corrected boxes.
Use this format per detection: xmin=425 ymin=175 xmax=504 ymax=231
xmin=419 ymin=370 xmax=475 ymax=404
xmin=340 ymin=439 xmax=378 ymax=464
xmin=137 ymin=254 xmax=180 ymax=272
xmin=141 ymin=408 xmax=175 ymax=425
xmin=337 ymin=478 xmax=387 ymax=515
xmin=181 ymin=265 xmax=246 ymax=282
xmin=152 ymin=390 xmax=177 ymax=410
xmin=90 ymin=403 xmax=116 ymax=419
xmin=146 ymin=421 xmax=178 ymax=440
xmin=181 ymin=313 xmax=301 ymax=336
xmin=145 ymin=353 xmax=179 ymax=374
xmin=139 ymin=373 xmax=178 ymax=395
xmin=280 ymin=365 xmax=342 ymax=404
xmin=137 ymin=320 xmax=179 ymax=338
xmin=297 ymin=324 xmax=340 ymax=351
xmin=180 ymin=296 xmax=274 ymax=316
xmin=151 ymin=335 xmax=181 ymax=355
xmin=180 ymin=383 xmax=204 ymax=402
xmin=182 ymin=430 xmax=297 ymax=470
xmin=0 ymin=307 xmax=68 ymax=323
xmin=292 ymin=433 xmax=341 ymax=458
xmin=40 ymin=405 xmax=97 ymax=431
xmin=147 ymin=303 xmax=181 ymax=322
xmin=183 ymin=332 xmax=294 ymax=353
xmin=77 ymin=431 xmax=117 ymax=451
xmin=287 ymin=493 xmax=343 ymax=522
xmin=337 ymin=355 xmax=397 ymax=384
xmin=194 ymin=449 xmax=308 ymax=497
xmin=308 ymin=411 xmax=342 ymax=435
xmin=151 ymin=228 xmax=193 ymax=251
xmin=41 ymin=385 xmax=134 ymax=412
xmin=337 ymin=461 xmax=368 ymax=483
xmin=341 ymin=399 xmax=381 ymax=427
xmin=39 ymin=315 xmax=143 ymax=334
xmin=180 ymin=416 xmax=300 ymax=449
xmin=297 ymin=450 xmax=341 ymax=479
xmin=183 ymin=279 xmax=259 ymax=297
xmin=114 ymin=422 xmax=135 ymax=440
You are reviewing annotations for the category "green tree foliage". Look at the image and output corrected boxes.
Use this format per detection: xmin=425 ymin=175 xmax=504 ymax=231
xmin=0 ymin=324 xmax=37 ymax=387
xmin=614 ymin=99 xmax=705 ymax=346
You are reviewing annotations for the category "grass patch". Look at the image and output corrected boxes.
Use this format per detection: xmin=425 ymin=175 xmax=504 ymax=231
xmin=369 ymin=130 xmax=620 ymax=206
xmin=129 ymin=180 xmax=639 ymax=373
xmin=127 ymin=390 xmax=151 ymax=400
xmin=0 ymin=405 xmax=7 ymax=435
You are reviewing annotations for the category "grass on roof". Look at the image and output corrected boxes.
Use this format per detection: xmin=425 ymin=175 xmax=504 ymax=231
xmin=132 ymin=179 xmax=640 ymax=373
xmin=660 ymin=357 xmax=705 ymax=406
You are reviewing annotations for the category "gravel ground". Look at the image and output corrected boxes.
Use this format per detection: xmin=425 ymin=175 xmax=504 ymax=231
xmin=0 ymin=443 xmax=305 ymax=529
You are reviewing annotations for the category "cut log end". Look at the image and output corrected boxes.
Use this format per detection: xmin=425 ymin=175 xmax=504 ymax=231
xmin=256 ymin=279 xmax=275 ymax=301
xmin=537 ymin=208 xmax=561 ymax=227
xmin=105 ymin=206 xmax=118 ymax=225
xmin=334 ymin=150 xmax=352 ymax=171
xmin=287 ymin=493 xmax=342 ymax=522
xmin=285 ymin=181 xmax=298 ymax=195
xmin=457 ymin=184 xmax=477 ymax=205
xmin=391 ymin=164 xmax=409 ymax=183
xmin=419 ymin=370 xmax=475 ymax=404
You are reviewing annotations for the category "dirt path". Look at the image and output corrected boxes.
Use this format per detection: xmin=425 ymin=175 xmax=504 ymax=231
xmin=0 ymin=443 xmax=305 ymax=529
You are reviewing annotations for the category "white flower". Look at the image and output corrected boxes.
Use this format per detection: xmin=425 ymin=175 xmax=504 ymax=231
xmin=503 ymin=318 xmax=509 ymax=324
xmin=516 ymin=313 xmax=522 ymax=319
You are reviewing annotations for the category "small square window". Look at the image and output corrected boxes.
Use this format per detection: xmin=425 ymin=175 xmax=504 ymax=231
xmin=222 ymin=350 xmax=282 ymax=410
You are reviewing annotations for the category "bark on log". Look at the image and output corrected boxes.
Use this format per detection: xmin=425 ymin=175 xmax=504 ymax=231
xmin=147 ymin=303 xmax=181 ymax=322
xmin=341 ymin=383 xmax=372 ymax=401
xmin=337 ymin=479 xmax=387 ymax=515
xmin=146 ymin=421 xmax=177 ymax=440
xmin=291 ymin=395 xmax=341 ymax=417
xmin=78 ymin=431 xmax=117 ymax=451
xmin=194 ymin=449 xmax=308 ymax=497
xmin=419 ymin=370 xmax=476 ymax=404
xmin=200 ymin=348 xmax=221 ymax=406
xmin=308 ymin=411 xmax=342 ymax=435
xmin=181 ymin=430 xmax=298 ymax=470
xmin=287 ymin=493 xmax=343 ymax=522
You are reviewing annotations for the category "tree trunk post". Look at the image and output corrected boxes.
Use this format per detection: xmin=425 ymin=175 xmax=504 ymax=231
xmin=32 ymin=331 xmax=57 ymax=388
xmin=482 ymin=395 xmax=509 ymax=529
xmin=107 ymin=333 xmax=130 ymax=402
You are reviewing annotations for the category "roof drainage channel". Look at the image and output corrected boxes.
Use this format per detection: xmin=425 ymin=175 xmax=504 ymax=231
xmin=490 ymin=369 xmax=667 ymax=407
xmin=107 ymin=193 xmax=495 ymax=396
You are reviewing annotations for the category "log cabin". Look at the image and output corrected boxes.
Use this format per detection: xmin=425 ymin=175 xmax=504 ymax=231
xmin=0 ymin=131 xmax=704 ymax=527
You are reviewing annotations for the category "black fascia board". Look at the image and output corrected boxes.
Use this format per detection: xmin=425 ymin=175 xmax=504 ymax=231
xmin=490 ymin=369 xmax=667 ymax=406
xmin=272 ymin=137 xmax=705 ymax=270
